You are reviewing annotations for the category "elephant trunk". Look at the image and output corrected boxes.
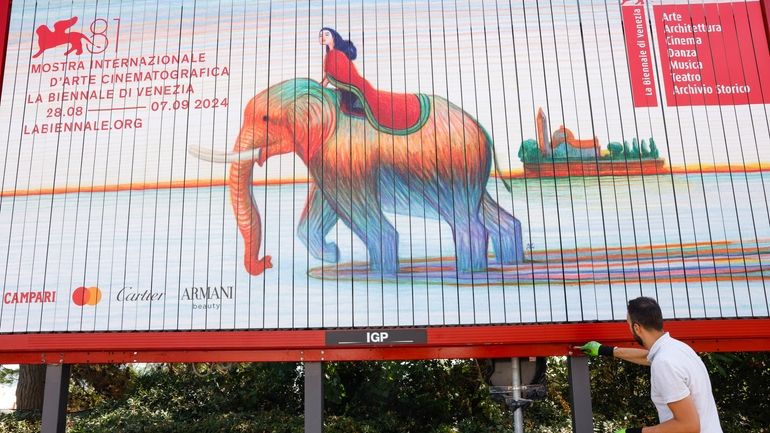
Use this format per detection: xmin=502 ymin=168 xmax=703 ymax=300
xmin=229 ymin=129 xmax=272 ymax=276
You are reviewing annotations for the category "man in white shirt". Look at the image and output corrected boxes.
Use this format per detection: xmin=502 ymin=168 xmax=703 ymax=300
xmin=580 ymin=296 xmax=723 ymax=433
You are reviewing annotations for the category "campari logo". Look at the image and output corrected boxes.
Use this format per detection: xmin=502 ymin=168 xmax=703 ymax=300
xmin=72 ymin=286 xmax=102 ymax=307
xmin=3 ymin=289 xmax=57 ymax=304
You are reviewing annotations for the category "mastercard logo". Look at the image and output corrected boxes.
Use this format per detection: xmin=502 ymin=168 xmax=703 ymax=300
xmin=72 ymin=286 xmax=102 ymax=306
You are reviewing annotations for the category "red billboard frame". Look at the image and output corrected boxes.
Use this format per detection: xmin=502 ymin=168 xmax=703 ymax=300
xmin=1 ymin=319 xmax=769 ymax=364
xmin=0 ymin=0 xmax=768 ymax=364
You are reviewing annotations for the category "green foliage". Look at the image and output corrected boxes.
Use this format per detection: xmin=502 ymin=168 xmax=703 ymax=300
xmin=604 ymin=137 xmax=658 ymax=161
xmin=41 ymin=352 xmax=769 ymax=433
xmin=71 ymin=407 xmax=302 ymax=433
xmin=623 ymin=141 xmax=632 ymax=159
xmin=702 ymin=353 xmax=770 ymax=433
xmin=67 ymin=360 xmax=510 ymax=433
xmin=585 ymin=356 xmax=657 ymax=430
xmin=649 ymin=138 xmax=659 ymax=158
xmin=641 ymin=139 xmax=651 ymax=158
xmin=69 ymin=365 xmax=134 ymax=412
xmin=0 ymin=415 xmax=41 ymax=433
xmin=0 ymin=366 xmax=16 ymax=386
xmin=607 ymin=142 xmax=625 ymax=159
xmin=522 ymin=358 xmax=571 ymax=433
xmin=518 ymin=139 xmax=542 ymax=163
xmin=629 ymin=138 xmax=640 ymax=159
xmin=518 ymin=134 xmax=662 ymax=163
xmin=69 ymin=363 xmax=303 ymax=433
xmin=323 ymin=360 xmax=509 ymax=433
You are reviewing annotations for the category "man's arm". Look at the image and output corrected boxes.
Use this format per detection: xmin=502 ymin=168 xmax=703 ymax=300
xmin=643 ymin=395 xmax=700 ymax=433
xmin=613 ymin=346 xmax=650 ymax=366
xmin=577 ymin=342 xmax=650 ymax=365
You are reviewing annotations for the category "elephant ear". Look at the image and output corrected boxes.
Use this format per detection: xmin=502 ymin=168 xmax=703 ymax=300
xmin=288 ymin=83 xmax=336 ymax=161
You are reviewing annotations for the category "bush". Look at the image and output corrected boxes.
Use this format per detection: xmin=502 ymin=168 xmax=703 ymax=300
xmin=518 ymin=139 xmax=543 ymax=163
xmin=0 ymin=413 xmax=41 ymax=433
xmin=70 ymin=408 xmax=302 ymax=433
xmin=33 ymin=353 xmax=769 ymax=433
xmin=69 ymin=363 xmax=303 ymax=433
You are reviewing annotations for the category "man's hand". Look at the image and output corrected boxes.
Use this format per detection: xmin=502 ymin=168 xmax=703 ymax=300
xmin=577 ymin=341 xmax=615 ymax=357
xmin=579 ymin=341 xmax=602 ymax=356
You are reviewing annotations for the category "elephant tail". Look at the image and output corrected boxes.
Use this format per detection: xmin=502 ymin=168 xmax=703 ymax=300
xmin=481 ymin=126 xmax=513 ymax=193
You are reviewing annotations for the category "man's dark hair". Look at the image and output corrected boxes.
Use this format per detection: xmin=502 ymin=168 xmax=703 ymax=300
xmin=627 ymin=296 xmax=664 ymax=331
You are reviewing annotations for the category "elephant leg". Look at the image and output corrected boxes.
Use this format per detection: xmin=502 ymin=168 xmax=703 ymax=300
xmin=482 ymin=192 xmax=524 ymax=264
xmin=331 ymin=189 xmax=399 ymax=275
xmin=452 ymin=214 xmax=489 ymax=273
xmin=297 ymin=184 xmax=340 ymax=263
xmin=361 ymin=209 xmax=399 ymax=275
xmin=444 ymin=200 xmax=489 ymax=273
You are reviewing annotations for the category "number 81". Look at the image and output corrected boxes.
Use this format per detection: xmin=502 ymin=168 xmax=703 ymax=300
xmin=86 ymin=18 xmax=121 ymax=54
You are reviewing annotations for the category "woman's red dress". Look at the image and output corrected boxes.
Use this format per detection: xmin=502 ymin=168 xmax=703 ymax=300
xmin=324 ymin=49 xmax=422 ymax=131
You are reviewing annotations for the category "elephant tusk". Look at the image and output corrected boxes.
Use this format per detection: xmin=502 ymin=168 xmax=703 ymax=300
xmin=187 ymin=145 xmax=262 ymax=163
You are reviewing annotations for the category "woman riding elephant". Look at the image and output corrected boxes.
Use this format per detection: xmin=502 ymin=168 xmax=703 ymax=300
xmin=191 ymin=77 xmax=524 ymax=276
xmin=318 ymin=27 xmax=425 ymax=135
xmin=318 ymin=27 xmax=363 ymax=116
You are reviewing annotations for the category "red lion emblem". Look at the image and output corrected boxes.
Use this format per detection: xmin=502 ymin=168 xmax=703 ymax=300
xmin=32 ymin=17 xmax=93 ymax=58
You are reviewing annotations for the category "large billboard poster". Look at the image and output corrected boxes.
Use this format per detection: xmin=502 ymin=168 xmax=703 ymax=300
xmin=1 ymin=0 xmax=769 ymax=335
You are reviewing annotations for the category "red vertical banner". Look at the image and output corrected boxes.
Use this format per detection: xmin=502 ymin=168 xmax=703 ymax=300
xmin=653 ymin=1 xmax=770 ymax=106
xmin=763 ymin=0 xmax=770 ymax=46
xmin=622 ymin=1 xmax=659 ymax=107
xmin=0 ymin=0 xmax=11 ymax=93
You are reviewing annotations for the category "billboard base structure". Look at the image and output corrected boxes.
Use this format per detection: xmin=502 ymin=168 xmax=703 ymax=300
xmin=41 ymin=364 xmax=70 ymax=433
xmin=304 ymin=362 xmax=323 ymax=433
xmin=568 ymin=357 xmax=594 ymax=433
xmin=1 ymin=319 xmax=769 ymax=364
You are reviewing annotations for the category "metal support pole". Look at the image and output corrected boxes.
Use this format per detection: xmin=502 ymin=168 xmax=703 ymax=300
xmin=304 ymin=362 xmax=323 ymax=433
xmin=511 ymin=358 xmax=524 ymax=433
xmin=41 ymin=364 xmax=71 ymax=433
xmin=567 ymin=356 xmax=594 ymax=433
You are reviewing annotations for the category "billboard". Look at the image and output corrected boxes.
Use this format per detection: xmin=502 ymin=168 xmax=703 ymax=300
xmin=1 ymin=0 xmax=769 ymax=346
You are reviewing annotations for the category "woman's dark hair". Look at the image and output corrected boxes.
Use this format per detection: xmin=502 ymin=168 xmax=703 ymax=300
xmin=321 ymin=27 xmax=357 ymax=60
xmin=627 ymin=296 xmax=664 ymax=331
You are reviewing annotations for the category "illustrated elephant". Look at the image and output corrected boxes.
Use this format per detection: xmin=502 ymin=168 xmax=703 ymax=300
xmin=191 ymin=78 xmax=524 ymax=276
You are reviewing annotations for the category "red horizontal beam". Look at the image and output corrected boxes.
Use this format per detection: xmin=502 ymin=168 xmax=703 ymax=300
xmin=0 ymin=318 xmax=768 ymax=364
xmin=0 ymin=329 xmax=325 ymax=352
